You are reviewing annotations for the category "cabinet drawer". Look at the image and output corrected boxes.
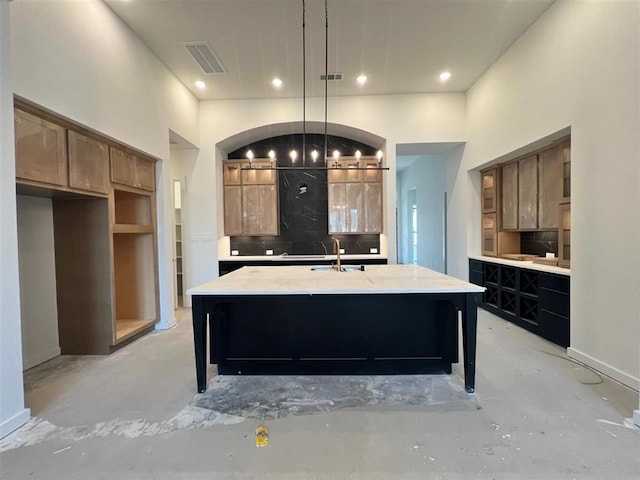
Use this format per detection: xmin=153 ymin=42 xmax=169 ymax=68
xmin=539 ymin=289 xmax=569 ymax=317
xmin=539 ymin=273 xmax=569 ymax=293
xmin=469 ymin=259 xmax=483 ymax=274
xmin=538 ymin=310 xmax=569 ymax=347
xmin=469 ymin=271 xmax=483 ymax=287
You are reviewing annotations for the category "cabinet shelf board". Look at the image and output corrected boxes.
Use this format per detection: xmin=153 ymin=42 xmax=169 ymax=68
xmin=114 ymin=318 xmax=156 ymax=344
xmin=113 ymin=224 xmax=154 ymax=234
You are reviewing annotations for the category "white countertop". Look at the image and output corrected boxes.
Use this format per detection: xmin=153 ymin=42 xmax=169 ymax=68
xmin=469 ymin=255 xmax=570 ymax=276
xmin=219 ymin=254 xmax=386 ymax=262
xmin=188 ymin=264 xmax=485 ymax=296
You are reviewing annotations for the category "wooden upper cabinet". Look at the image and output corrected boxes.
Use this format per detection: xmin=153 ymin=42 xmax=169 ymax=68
xmin=538 ymin=146 xmax=563 ymax=229
xmin=560 ymin=139 xmax=571 ymax=200
xmin=110 ymin=147 xmax=155 ymax=191
xmin=518 ymin=154 xmax=538 ymax=230
xmin=501 ymin=161 xmax=518 ymax=230
xmin=364 ymin=182 xmax=382 ymax=233
xmin=327 ymin=156 xmax=382 ymax=234
xmin=481 ymin=168 xmax=498 ymax=213
xmin=223 ymin=161 xmax=243 ymax=185
xmin=222 ymin=159 xmax=279 ymax=236
xmin=68 ymin=131 xmax=109 ymax=194
xmin=242 ymin=160 xmax=274 ymax=185
xmin=328 ymin=159 xmax=361 ymax=183
xmin=14 ymin=108 xmax=67 ymax=186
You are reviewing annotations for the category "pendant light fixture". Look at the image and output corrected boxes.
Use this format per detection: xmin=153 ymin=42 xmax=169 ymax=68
xmin=243 ymin=0 xmax=387 ymax=171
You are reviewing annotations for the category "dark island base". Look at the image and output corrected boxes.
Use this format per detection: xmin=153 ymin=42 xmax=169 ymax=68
xmin=192 ymin=292 xmax=480 ymax=394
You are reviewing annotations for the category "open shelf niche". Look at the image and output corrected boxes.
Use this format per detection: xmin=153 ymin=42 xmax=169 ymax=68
xmin=111 ymin=187 xmax=158 ymax=345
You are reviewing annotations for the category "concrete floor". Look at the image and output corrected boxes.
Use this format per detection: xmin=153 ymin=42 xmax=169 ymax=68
xmin=1 ymin=308 xmax=638 ymax=479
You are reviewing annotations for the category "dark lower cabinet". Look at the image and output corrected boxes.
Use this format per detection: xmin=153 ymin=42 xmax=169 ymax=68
xmin=469 ymin=259 xmax=570 ymax=347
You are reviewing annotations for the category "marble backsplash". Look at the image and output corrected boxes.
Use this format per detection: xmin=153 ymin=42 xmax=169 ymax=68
xmin=521 ymin=231 xmax=558 ymax=257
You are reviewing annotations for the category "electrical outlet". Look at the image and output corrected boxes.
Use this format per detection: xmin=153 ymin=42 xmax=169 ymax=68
xmin=231 ymin=250 xmax=239 ymax=256
xmin=339 ymin=248 xmax=345 ymax=254
xmin=266 ymin=249 xmax=274 ymax=255
xmin=370 ymin=248 xmax=378 ymax=254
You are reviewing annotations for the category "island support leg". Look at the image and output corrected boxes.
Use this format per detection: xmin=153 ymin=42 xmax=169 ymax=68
xmin=461 ymin=293 xmax=480 ymax=393
xmin=192 ymin=297 xmax=208 ymax=393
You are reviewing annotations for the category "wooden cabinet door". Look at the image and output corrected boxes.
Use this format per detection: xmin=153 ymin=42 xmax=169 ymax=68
xmin=363 ymin=158 xmax=382 ymax=182
xmin=501 ymin=161 xmax=518 ymax=230
xmin=241 ymin=160 xmax=274 ymax=185
xmin=258 ymin=184 xmax=278 ymax=235
xmin=558 ymin=202 xmax=571 ymax=268
xmin=328 ymin=183 xmax=347 ymax=234
xmin=223 ymin=161 xmax=243 ymax=185
xmin=560 ymin=140 xmax=571 ymax=200
xmin=482 ymin=213 xmax=497 ymax=256
xmin=110 ymin=147 xmax=136 ymax=186
xmin=364 ymin=182 xmax=382 ymax=233
xmin=242 ymin=185 xmax=261 ymax=235
xmin=14 ymin=108 xmax=67 ymax=186
xmin=518 ymin=155 xmax=538 ymax=229
xmin=481 ymin=168 xmax=498 ymax=213
xmin=224 ymin=185 xmax=242 ymax=236
xmin=68 ymin=131 xmax=109 ymax=194
xmin=538 ymin=147 xmax=562 ymax=229
xmin=134 ymin=157 xmax=155 ymax=191
xmin=111 ymin=148 xmax=155 ymax=191
xmin=345 ymin=182 xmax=364 ymax=233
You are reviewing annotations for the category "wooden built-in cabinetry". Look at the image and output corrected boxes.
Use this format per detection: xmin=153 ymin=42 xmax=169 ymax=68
xmin=14 ymin=99 xmax=159 ymax=354
xmin=110 ymin=146 xmax=155 ymax=191
xmin=481 ymin=136 xmax=571 ymax=265
xmin=223 ymin=160 xmax=278 ymax=236
xmin=501 ymin=142 xmax=566 ymax=232
xmin=480 ymin=167 xmax=519 ymax=257
xmin=328 ymin=156 xmax=383 ymax=234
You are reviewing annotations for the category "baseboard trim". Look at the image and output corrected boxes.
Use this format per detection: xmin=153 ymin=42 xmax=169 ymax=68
xmin=0 ymin=408 xmax=30 ymax=439
xmin=23 ymin=346 xmax=61 ymax=371
xmin=567 ymin=347 xmax=639 ymax=391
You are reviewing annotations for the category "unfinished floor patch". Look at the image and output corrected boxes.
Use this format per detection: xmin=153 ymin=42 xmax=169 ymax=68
xmin=193 ymin=374 xmax=472 ymax=420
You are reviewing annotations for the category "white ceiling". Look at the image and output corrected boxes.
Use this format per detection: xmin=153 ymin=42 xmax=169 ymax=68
xmin=104 ymin=0 xmax=553 ymax=101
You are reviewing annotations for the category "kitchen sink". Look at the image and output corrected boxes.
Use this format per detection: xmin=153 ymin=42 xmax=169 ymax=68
xmin=310 ymin=265 xmax=362 ymax=272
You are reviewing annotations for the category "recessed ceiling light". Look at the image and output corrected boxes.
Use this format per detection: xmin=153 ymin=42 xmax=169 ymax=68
xmin=195 ymin=80 xmax=206 ymax=89
xmin=357 ymin=74 xmax=367 ymax=85
xmin=272 ymin=78 xmax=283 ymax=88
xmin=439 ymin=71 xmax=452 ymax=82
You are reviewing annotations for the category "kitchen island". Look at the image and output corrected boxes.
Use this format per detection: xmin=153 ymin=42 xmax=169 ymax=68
xmin=187 ymin=264 xmax=485 ymax=393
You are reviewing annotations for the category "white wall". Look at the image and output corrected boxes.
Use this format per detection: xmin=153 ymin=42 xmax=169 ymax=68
xmin=2 ymin=0 xmax=201 ymax=436
xmin=187 ymin=93 xmax=466 ymax=288
xmin=463 ymin=0 xmax=640 ymax=390
xmin=17 ymin=196 xmax=60 ymax=370
xmin=397 ymin=156 xmax=448 ymax=272
xmin=0 ymin=2 xmax=30 ymax=439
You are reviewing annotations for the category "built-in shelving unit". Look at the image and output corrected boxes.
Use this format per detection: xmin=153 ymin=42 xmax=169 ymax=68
xmin=111 ymin=188 xmax=158 ymax=345
xmin=14 ymin=98 xmax=159 ymax=355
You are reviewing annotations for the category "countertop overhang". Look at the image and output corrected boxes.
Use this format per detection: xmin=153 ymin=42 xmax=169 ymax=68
xmin=469 ymin=255 xmax=570 ymax=276
xmin=188 ymin=264 xmax=485 ymax=296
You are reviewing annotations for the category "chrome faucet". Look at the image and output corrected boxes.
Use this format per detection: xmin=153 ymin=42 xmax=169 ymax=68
xmin=332 ymin=237 xmax=342 ymax=271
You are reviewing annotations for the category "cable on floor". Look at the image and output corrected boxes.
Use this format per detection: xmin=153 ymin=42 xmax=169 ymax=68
xmin=539 ymin=350 xmax=603 ymax=385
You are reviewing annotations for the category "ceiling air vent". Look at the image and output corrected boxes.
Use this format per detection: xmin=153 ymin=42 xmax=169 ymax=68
xmin=184 ymin=42 xmax=226 ymax=74
xmin=320 ymin=73 xmax=343 ymax=81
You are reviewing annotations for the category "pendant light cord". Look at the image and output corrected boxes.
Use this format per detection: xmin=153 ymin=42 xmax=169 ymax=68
xmin=302 ymin=0 xmax=306 ymax=166
xmin=323 ymin=0 xmax=328 ymax=165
